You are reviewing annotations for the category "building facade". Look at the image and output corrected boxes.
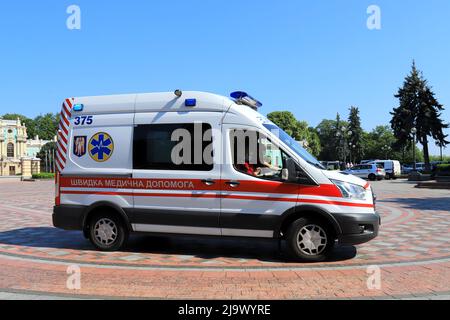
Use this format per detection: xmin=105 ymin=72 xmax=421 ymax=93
xmin=0 ymin=118 xmax=46 ymax=177
xmin=0 ymin=118 xmax=28 ymax=176
xmin=26 ymin=135 xmax=56 ymax=158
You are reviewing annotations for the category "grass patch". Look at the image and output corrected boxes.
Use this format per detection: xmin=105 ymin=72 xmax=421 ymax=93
xmin=32 ymin=173 xmax=55 ymax=180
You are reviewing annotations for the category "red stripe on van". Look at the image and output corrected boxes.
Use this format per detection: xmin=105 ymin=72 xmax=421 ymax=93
xmin=62 ymin=115 xmax=70 ymax=127
xmin=57 ymin=147 xmax=66 ymax=163
xmin=62 ymin=104 xmax=71 ymax=118
xmin=60 ymin=123 xmax=69 ymax=136
xmin=59 ymin=177 xmax=343 ymax=198
xmin=58 ymin=141 xmax=67 ymax=154
xmin=65 ymin=98 xmax=73 ymax=109
xmin=58 ymin=131 xmax=68 ymax=145
xmin=225 ymin=180 xmax=342 ymax=198
xmin=59 ymin=190 xmax=374 ymax=208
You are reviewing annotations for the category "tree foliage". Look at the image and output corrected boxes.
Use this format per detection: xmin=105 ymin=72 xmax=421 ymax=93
xmin=347 ymin=106 xmax=364 ymax=162
xmin=267 ymin=111 xmax=321 ymax=156
xmin=391 ymin=62 xmax=449 ymax=169
xmin=1 ymin=113 xmax=59 ymax=140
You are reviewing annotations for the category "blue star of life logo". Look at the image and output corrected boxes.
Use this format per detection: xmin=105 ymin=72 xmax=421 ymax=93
xmin=89 ymin=132 xmax=114 ymax=162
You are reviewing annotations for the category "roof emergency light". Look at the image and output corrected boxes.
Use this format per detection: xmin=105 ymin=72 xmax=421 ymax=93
xmin=230 ymin=91 xmax=262 ymax=110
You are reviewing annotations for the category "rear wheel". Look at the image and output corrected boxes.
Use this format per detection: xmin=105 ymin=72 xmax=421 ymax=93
xmin=368 ymin=173 xmax=376 ymax=181
xmin=286 ymin=217 xmax=334 ymax=262
xmin=88 ymin=211 xmax=128 ymax=251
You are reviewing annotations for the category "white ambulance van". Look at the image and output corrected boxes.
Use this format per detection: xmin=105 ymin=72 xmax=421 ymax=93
xmin=53 ymin=91 xmax=380 ymax=261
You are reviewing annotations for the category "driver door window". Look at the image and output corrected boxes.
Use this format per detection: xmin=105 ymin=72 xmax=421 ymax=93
xmin=230 ymin=129 xmax=290 ymax=182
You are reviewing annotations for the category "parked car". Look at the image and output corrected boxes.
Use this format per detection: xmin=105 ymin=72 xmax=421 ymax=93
xmin=368 ymin=160 xmax=401 ymax=179
xmin=344 ymin=164 xmax=386 ymax=181
xmin=402 ymin=163 xmax=425 ymax=174
xmin=321 ymin=161 xmax=342 ymax=171
xmin=360 ymin=160 xmax=377 ymax=165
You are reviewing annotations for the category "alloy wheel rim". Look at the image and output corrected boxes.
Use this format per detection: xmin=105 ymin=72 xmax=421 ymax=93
xmin=94 ymin=218 xmax=118 ymax=246
xmin=297 ymin=224 xmax=327 ymax=256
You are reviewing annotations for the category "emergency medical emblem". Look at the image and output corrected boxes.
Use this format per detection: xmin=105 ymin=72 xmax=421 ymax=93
xmin=88 ymin=132 xmax=114 ymax=162
xmin=73 ymin=136 xmax=87 ymax=157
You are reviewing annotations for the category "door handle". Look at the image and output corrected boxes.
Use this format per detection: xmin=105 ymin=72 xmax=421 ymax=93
xmin=226 ymin=181 xmax=241 ymax=188
xmin=202 ymin=179 xmax=216 ymax=186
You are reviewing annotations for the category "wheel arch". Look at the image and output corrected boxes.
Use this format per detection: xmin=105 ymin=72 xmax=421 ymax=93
xmin=275 ymin=205 xmax=342 ymax=239
xmin=82 ymin=201 xmax=132 ymax=237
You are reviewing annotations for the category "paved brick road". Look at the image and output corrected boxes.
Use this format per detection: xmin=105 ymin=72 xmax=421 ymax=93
xmin=0 ymin=179 xmax=449 ymax=299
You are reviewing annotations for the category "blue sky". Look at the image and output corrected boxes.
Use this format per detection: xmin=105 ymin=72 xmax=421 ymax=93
xmin=0 ymin=0 xmax=449 ymax=155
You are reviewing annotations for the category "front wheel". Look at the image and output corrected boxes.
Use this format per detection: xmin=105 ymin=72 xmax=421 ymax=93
xmin=286 ymin=218 xmax=334 ymax=262
xmin=89 ymin=212 xmax=128 ymax=251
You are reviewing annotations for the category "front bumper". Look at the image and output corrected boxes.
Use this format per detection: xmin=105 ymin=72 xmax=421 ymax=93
xmin=331 ymin=212 xmax=381 ymax=245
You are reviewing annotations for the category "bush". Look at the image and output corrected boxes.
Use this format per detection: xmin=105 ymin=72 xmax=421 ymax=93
xmin=32 ymin=173 xmax=55 ymax=180
xmin=436 ymin=164 xmax=450 ymax=176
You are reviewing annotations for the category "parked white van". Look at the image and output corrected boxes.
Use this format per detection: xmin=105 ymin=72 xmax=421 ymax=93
xmin=53 ymin=91 xmax=380 ymax=261
xmin=368 ymin=160 xmax=402 ymax=179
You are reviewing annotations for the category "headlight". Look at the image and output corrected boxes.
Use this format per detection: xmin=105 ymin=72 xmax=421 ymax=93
xmin=331 ymin=180 xmax=367 ymax=200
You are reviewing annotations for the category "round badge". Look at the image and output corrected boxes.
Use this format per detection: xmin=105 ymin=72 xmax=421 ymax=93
xmin=88 ymin=132 xmax=114 ymax=162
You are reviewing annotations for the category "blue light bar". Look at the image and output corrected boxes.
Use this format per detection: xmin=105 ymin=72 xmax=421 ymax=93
xmin=230 ymin=91 xmax=263 ymax=109
xmin=73 ymin=104 xmax=84 ymax=112
xmin=185 ymin=99 xmax=197 ymax=107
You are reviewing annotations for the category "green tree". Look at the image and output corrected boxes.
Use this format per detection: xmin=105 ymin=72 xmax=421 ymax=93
xmin=34 ymin=113 xmax=59 ymax=140
xmin=363 ymin=126 xmax=423 ymax=163
xmin=316 ymin=119 xmax=338 ymax=161
xmin=334 ymin=113 xmax=350 ymax=163
xmin=307 ymin=127 xmax=322 ymax=157
xmin=391 ymin=61 xmax=449 ymax=170
xmin=267 ymin=111 xmax=299 ymax=138
xmin=267 ymin=111 xmax=321 ymax=156
xmin=347 ymin=106 xmax=364 ymax=162
xmin=36 ymin=141 xmax=57 ymax=172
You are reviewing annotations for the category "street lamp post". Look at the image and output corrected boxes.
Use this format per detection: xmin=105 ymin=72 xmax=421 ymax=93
xmin=384 ymin=145 xmax=389 ymax=160
xmin=411 ymin=128 xmax=417 ymax=172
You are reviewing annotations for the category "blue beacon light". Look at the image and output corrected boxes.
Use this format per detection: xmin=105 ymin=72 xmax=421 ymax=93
xmin=73 ymin=104 xmax=84 ymax=112
xmin=185 ymin=99 xmax=197 ymax=107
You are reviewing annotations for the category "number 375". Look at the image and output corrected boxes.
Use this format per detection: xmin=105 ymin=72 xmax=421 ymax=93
xmin=74 ymin=116 xmax=93 ymax=126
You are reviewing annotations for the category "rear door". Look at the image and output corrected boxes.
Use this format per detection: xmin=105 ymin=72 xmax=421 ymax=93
xmin=131 ymin=112 xmax=223 ymax=236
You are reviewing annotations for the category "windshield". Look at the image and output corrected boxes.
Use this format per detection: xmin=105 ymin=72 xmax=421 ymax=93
xmin=263 ymin=123 xmax=325 ymax=169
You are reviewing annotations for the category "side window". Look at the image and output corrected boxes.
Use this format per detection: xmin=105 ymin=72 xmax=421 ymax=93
xmin=133 ymin=123 xmax=213 ymax=171
xmin=230 ymin=129 xmax=289 ymax=181
xmin=352 ymin=165 xmax=360 ymax=170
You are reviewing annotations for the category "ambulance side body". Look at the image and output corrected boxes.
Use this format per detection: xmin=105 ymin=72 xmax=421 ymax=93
xmin=53 ymin=91 xmax=380 ymax=257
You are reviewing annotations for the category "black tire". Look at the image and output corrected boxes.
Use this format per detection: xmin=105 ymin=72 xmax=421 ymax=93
xmin=368 ymin=174 xmax=376 ymax=181
xmin=286 ymin=217 xmax=334 ymax=262
xmin=385 ymin=173 xmax=392 ymax=180
xmin=88 ymin=211 xmax=128 ymax=251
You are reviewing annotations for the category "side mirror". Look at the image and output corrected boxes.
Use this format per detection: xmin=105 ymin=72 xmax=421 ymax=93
xmin=281 ymin=168 xmax=289 ymax=181
xmin=282 ymin=158 xmax=298 ymax=182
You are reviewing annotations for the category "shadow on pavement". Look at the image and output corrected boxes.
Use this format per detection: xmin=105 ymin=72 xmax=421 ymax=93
xmin=0 ymin=227 xmax=357 ymax=264
xmin=379 ymin=196 xmax=450 ymax=211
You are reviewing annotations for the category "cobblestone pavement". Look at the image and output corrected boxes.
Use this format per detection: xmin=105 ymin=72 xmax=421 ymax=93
xmin=0 ymin=179 xmax=449 ymax=299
